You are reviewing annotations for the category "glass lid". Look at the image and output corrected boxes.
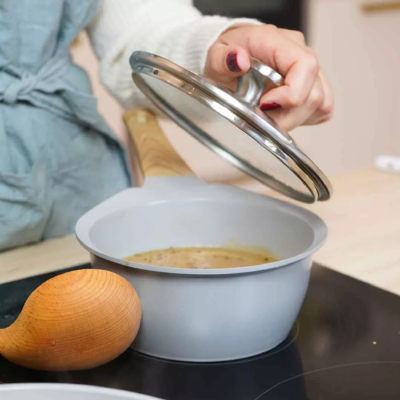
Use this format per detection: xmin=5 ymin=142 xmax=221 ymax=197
xmin=129 ymin=51 xmax=332 ymax=203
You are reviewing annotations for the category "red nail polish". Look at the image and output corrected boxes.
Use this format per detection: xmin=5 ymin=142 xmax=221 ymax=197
xmin=261 ymin=102 xmax=282 ymax=111
xmin=227 ymin=52 xmax=241 ymax=72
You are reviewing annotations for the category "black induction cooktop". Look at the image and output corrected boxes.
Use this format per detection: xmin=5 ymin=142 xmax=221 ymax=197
xmin=1 ymin=264 xmax=399 ymax=400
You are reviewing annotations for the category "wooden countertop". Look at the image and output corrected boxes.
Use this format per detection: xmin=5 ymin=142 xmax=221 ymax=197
xmin=1 ymin=168 xmax=399 ymax=295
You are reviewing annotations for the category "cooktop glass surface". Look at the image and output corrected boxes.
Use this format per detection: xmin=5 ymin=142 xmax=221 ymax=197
xmin=1 ymin=264 xmax=399 ymax=400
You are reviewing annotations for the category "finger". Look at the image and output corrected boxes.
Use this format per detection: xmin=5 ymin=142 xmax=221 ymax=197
xmin=259 ymin=52 xmax=319 ymax=110
xmin=303 ymin=72 xmax=334 ymax=125
xmin=272 ymin=29 xmax=332 ymax=121
xmin=280 ymin=29 xmax=327 ymax=113
xmin=204 ymin=43 xmax=250 ymax=84
xmin=269 ymin=105 xmax=312 ymax=132
xmin=251 ymin=31 xmax=320 ymax=109
xmin=316 ymin=70 xmax=334 ymax=118
xmin=267 ymin=76 xmax=325 ymax=131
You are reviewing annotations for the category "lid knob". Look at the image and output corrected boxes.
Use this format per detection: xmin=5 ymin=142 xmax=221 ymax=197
xmin=235 ymin=58 xmax=284 ymax=106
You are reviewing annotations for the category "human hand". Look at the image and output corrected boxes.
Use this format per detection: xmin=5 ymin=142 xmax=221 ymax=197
xmin=204 ymin=25 xmax=334 ymax=131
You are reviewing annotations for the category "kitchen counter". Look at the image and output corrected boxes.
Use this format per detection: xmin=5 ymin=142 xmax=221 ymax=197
xmin=1 ymin=168 xmax=399 ymax=294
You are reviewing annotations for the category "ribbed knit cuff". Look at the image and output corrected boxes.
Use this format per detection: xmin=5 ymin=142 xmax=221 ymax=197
xmin=89 ymin=0 xmax=261 ymax=109
xmin=181 ymin=16 xmax=262 ymax=74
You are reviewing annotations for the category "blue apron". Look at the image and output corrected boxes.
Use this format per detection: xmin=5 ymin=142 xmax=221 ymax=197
xmin=0 ymin=0 xmax=133 ymax=250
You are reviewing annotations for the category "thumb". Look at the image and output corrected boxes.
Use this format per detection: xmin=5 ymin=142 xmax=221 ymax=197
xmin=204 ymin=43 xmax=250 ymax=85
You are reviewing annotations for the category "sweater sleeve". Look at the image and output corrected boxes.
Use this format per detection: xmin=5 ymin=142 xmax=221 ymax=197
xmin=87 ymin=0 xmax=259 ymax=109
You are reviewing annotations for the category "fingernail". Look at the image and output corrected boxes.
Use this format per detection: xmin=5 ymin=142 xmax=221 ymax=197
xmin=227 ymin=52 xmax=241 ymax=72
xmin=261 ymin=102 xmax=282 ymax=111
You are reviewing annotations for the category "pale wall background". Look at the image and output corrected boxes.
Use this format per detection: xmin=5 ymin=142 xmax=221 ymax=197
xmin=71 ymin=0 xmax=400 ymax=181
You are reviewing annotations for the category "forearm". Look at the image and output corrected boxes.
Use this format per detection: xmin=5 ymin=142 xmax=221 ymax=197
xmin=87 ymin=0 xmax=257 ymax=109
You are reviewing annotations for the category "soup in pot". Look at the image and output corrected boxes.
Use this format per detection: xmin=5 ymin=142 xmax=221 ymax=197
xmin=125 ymin=247 xmax=279 ymax=269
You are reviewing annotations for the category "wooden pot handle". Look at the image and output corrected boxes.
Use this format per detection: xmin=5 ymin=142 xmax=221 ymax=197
xmin=124 ymin=108 xmax=193 ymax=178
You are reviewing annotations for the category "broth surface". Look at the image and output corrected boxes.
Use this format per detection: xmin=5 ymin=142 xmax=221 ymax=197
xmin=125 ymin=247 xmax=278 ymax=269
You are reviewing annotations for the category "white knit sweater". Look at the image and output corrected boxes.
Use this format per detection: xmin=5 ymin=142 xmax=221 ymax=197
xmin=87 ymin=0 xmax=258 ymax=109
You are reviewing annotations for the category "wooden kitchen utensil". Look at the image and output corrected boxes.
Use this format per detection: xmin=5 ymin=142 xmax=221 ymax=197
xmin=0 ymin=269 xmax=142 ymax=371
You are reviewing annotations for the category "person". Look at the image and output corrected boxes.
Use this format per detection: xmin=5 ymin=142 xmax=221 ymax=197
xmin=0 ymin=0 xmax=333 ymax=251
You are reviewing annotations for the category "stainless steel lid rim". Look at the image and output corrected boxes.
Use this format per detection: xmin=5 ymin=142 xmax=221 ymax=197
xmin=131 ymin=53 xmax=299 ymax=154
xmin=132 ymin=71 xmax=317 ymax=203
xmin=130 ymin=51 xmax=332 ymax=202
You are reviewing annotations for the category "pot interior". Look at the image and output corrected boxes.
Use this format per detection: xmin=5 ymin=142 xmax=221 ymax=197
xmin=88 ymin=198 xmax=319 ymax=263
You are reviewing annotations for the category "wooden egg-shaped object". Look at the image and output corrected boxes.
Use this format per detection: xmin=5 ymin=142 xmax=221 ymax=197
xmin=0 ymin=269 xmax=141 ymax=371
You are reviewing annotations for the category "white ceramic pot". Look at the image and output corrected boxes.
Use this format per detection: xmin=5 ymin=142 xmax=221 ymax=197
xmin=76 ymin=175 xmax=327 ymax=362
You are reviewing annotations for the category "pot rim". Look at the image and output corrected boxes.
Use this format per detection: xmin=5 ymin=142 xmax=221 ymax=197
xmin=76 ymin=196 xmax=328 ymax=277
